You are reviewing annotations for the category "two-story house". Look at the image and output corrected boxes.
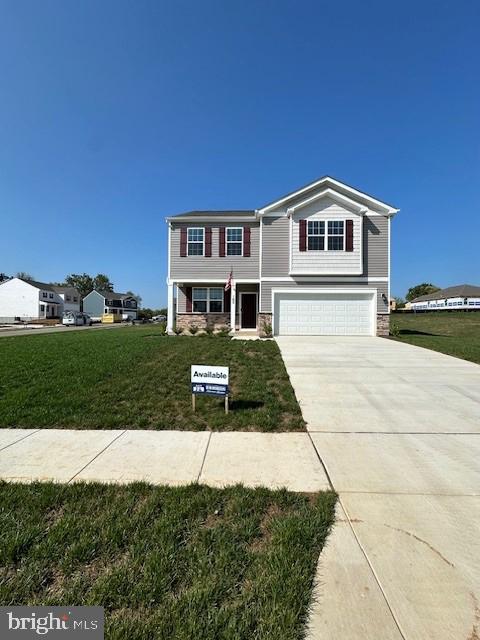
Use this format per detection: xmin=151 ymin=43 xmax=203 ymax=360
xmin=0 ymin=277 xmax=64 ymax=322
xmin=52 ymin=286 xmax=81 ymax=313
xmin=166 ymin=176 xmax=399 ymax=336
xmin=83 ymin=290 xmax=138 ymax=321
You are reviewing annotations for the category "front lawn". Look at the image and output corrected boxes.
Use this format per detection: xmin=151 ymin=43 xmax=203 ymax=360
xmin=0 ymin=327 xmax=304 ymax=431
xmin=0 ymin=482 xmax=336 ymax=640
xmin=391 ymin=311 xmax=480 ymax=364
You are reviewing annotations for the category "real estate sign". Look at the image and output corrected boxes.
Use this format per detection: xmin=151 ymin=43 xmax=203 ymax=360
xmin=191 ymin=365 xmax=229 ymax=397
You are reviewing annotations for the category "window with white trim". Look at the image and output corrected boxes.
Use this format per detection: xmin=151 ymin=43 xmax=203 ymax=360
xmin=192 ymin=287 xmax=223 ymax=313
xmin=327 ymin=221 xmax=344 ymax=250
xmin=307 ymin=221 xmax=325 ymax=250
xmin=226 ymin=227 xmax=243 ymax=256
xmin=307 ymin=220 xmax=345 ymax=251
xmin=187 ymin=228 xmax=205 ymax=256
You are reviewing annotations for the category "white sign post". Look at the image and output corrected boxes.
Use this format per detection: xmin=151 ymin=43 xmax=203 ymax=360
xmin=191 ymin=365 xmax=230 ymax=414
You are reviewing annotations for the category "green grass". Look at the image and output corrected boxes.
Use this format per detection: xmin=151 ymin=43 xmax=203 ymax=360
xmin=391 ymin=311 xmax=480 ymax=364
xmin=0 ymin=482 xmax=336 ymax=640
xmin=0 ymin=327 xmax=304 ymax=431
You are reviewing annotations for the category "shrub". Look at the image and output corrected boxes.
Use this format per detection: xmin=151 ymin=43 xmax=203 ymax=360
xmin=204 ymin=326 xmax=214 ymax=336
xmin=189 ymin=325 xmax=199 ymax=335
xmin=390 ymin=321 xmax=400 ymax=337
xmin=216 ymin=325 xmax=231 ymax=338
xmin=262 ymin=320 xmax=273 ymax=338
xmin=173 ymin=326 xmax=183 ymax=336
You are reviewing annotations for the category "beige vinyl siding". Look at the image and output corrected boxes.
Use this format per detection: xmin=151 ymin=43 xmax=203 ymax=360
xmin=260 ymin=280 xmax=389 ymax=315
xmin=291 ymin=197 xmax=362 ymax=275
xmin=170 ymin=222 xmax=260 ymax=280
xmin=261 ymin=216 xmax=290 ymax=277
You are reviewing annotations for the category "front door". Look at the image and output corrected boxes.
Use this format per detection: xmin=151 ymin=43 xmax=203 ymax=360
xmin=241 ymin=293 xmax=257 ymax=329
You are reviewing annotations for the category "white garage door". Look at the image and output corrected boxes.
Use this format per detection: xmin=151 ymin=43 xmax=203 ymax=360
xmin=275 ymin=292 xmax=374 ymax=336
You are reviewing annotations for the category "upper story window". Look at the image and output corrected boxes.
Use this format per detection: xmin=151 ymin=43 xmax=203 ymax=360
xmin=49 ymin=293 xmax=54 ymax=299
xmin=306 ymin=220 xmax=345 ymax=251
xmin=226 ymin=227 xmax=243 ymax=256
xmin=187 ymin=228 xmax=205 ymax=256
xmin=328 ymin=221 xmax=344 ymax=250
xmin=66 ymin=295 xmax=71 ymax=302
xmin=192 ymin=287 xmax=223 ymax=313
xmin=307 ymin=221 xmax=325 ymax=250
xmin=73 ymin=297 xmax=78 ymax=302
xmin=42 ymin=292 xmax=47 ymax=298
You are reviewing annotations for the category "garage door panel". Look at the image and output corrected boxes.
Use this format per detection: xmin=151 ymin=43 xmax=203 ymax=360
xmin=276 ymin=292 xmax=374 ymax=336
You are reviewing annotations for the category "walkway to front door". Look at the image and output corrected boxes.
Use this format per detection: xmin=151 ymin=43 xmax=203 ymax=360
xmin=240 ymin=292 xmax=257 ymax=329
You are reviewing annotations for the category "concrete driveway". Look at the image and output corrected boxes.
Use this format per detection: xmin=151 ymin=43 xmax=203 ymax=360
xmin=276 ymin=336 xmax=480 ymax=640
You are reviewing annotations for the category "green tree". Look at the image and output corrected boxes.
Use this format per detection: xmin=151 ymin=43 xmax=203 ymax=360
xmin=405 ymin=283 xmax=441 ymax=302
xmin=15 ymin=271 xmax=34 ymax=281
xmin=93 ymin=274 xmax=114 ymax=293
xmin=394 ymin=296 xmax=405 ymax=309
xmin=64 ymin=274 xmax=95 ymax=299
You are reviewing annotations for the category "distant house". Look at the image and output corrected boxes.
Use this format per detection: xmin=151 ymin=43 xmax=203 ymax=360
xmin=52 ymin=286 xmax=81 ymax=312
xmin=389 ymin=298 xmax=397 ymax=311
xmin=410 ymin=284 xmax=480 ymax=311
xmin=83 ymin=290 xmax=138 ymax=321
xmin=0 ymin=278 xmax=63 ymax=322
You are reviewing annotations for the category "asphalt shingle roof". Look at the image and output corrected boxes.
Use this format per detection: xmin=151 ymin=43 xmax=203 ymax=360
xmin=412 ymin=284 xmax=480 ymax=302
xmin=171 ymin=210 xmax=256 ymax=218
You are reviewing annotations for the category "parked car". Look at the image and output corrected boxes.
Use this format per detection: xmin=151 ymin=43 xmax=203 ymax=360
xmin=62 ymin=311 xmax=93 ymax=326
xmin=152 ymin=315 xmax=166 ymax=322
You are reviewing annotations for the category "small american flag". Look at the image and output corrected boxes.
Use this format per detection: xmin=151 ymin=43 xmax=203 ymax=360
xmin=225 ymin=270 xmax=233 ymax=291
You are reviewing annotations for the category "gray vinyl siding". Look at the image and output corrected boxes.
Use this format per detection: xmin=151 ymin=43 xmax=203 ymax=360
xmin=177 ymin=284 xmax=229 ymax=313
xmin=261 ymin=217 xmax=290 ymax=277
xmin=82 ymin=291 xmax=105 ymax=317
xmin=260 ymin=280 xmax=389 ymax=314
xmin=260 ymin=214 xmax=388 ymax=278
xmin=170 ymin=222 xmax=260 ymax=280
xmin=364 ymin=216 xmax=388 ymax=277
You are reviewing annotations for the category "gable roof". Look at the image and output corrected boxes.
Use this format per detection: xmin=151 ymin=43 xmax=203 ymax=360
xmin=412 ymin=284 xmax=480 ymax=303
xmin=257 ymin=175 xmax=399 ymax=216
xmin=52 ymin=285 xmax=80 ymax=295
xmin=97 ymin=290 xmax=136 ymax=301
xmin=15 ymin=278 xmax=56 ymax=292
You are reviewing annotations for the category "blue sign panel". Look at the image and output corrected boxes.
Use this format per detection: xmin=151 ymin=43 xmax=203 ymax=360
xmin=191 ymin=383 xmax=229 ymax=397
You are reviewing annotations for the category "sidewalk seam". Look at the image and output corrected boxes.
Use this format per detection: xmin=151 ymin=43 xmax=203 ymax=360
xmin=0 ymin=429 xmax=42 ymax=452
xmin=340 ymin=495 xmax=407 ymax=640
xmin=308 ymin=434 xmax=407 ymax=640
xmin=67 ymin=430 xmax=127 ymax=483
xmin=196 ymin=432 xmax=212 ymax=484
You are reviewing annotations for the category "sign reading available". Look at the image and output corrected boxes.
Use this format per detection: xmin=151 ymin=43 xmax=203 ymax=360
xmin=191 ymin=365 xmax=229 ymax=397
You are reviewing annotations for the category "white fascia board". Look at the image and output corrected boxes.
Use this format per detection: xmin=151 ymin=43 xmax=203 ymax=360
xmin=172 ymin=279 xmax=259 ymax=284
xmin=166 ymin=216 xmax=258 ymax=223
xmin=261 ymin=276 xmax=388 ymax=282
xmin=285 ymin=188 xmax=369 ymax=216
xmin=258 ymin=177 xmax=399 ymax=216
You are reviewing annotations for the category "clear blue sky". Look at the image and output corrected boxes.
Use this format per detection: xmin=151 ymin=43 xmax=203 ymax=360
xmin=1 ymin=0 xmax=479 ymax=307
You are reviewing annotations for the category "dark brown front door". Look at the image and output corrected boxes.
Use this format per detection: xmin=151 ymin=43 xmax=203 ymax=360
xmin=241 ymin=293 xmax=257 ymax=329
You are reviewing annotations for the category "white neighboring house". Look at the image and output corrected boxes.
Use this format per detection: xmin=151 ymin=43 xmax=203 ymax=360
xmin=52 ymin=286 xmax=81 ymax=312
xmin=410 ymin=284 xmax=480 ymax=311
xmin=0 ymin=278 xmax=64 ymax=323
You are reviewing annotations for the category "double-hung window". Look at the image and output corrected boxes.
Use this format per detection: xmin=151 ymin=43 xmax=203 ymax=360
xmin=327 ymin=221 xmax=344 ymax=250
xmin=226 ymin=227 xmax=243 ymax=256
xmin=192 ymin=287 xmax=223 ymax=313
xmin=187 ymin=228 xmax=205 ymax=256
xmin=307 ymin=220 xmax=345 ymax=251
xmin=307 ymin=221 xmax=325 ymax=250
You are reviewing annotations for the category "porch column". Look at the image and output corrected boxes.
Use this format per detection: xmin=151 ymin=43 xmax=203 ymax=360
xmin=167 ymin=282 xmax=175 ymax=333
xmin=230 ymin=281 xmax=236 ymax=334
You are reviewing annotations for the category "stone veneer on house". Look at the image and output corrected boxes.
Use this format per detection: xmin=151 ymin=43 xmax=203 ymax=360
xmin=175 ymin=313 xmax=230 ymax=332
xmin=376 ymin=314 xmax=390 ymax=336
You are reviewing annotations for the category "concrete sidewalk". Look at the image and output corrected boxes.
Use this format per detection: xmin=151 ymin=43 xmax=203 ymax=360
xmin=277 ymin=336 xmax=480 ymax=640
xmin=0 ymin=429 xmax=330 ymax=492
